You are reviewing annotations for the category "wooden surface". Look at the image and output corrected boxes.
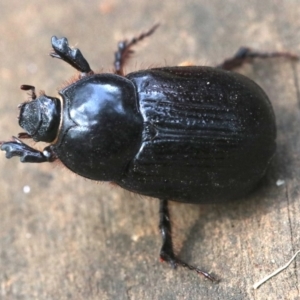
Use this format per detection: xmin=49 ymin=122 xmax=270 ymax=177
xmin=0 ymin=1 xmax=300 ymax=299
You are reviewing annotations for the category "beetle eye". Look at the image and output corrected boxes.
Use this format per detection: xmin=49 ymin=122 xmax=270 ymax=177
xmin=18 ymin=95 xmax=61 ymax=142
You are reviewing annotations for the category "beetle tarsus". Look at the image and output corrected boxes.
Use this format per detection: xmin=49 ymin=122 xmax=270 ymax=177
xmin=217 ymin=46 xmax=298 ymax=70
xmin=159 ymin=199 xmax=215 ymax=281
xmin=114 ymin=23 xmax=160 ymax=76
xmin=50 ymin=36 xmax=93 ymax=75
xmin=175 ymin=258 xmax=217 ymax=281
xmin=0 ymin=137 xmax=56 ymax=163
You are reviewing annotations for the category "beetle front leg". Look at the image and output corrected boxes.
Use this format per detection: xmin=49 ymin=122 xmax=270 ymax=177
xmin=159 ymin=199 xmax=216 ymax=281
xmin=0 ymin=137 xmax=56 ymax=163
xmin=217 ymin=47 xmax=298 ymax=70
xmin=50 ymin=36 xmax=93 ymax=76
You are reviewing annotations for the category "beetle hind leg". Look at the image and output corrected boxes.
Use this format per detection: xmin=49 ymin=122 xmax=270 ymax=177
xmin=159 ymin=199 xmax=216 ymax=281
xmin=217 ymin=46 xmax=298 ymax=70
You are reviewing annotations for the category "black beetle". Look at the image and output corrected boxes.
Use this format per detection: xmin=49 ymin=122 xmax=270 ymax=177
xmin=1 ymin=25 xmax=297 ymax=280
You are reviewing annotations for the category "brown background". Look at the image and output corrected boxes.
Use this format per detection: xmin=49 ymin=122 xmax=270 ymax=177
xmin=0 ymin=1 xmax=300 ymax=299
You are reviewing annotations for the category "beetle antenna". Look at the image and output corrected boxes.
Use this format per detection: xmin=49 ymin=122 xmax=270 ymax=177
xmin=20 ymin=84 xmax=37 ymax=100
xmin=17 ymin=132 xmax=32 ymax=139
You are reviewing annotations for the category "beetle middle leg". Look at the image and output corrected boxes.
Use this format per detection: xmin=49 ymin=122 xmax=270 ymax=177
xmin=159 ymin=199 xmax=216 ymax=281
xmin=114 ymin=24 xmax=159 ymax=76
xmin=217 ymin=46 xmax=298 ymax=70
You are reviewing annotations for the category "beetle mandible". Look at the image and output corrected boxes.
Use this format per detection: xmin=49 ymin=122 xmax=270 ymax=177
xmin=1 ymin=25 xmax=297 ymax=281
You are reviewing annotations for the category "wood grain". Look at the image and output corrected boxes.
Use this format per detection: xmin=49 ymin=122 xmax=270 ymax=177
xmin=0 ymin=1 xmax=299 ymax=299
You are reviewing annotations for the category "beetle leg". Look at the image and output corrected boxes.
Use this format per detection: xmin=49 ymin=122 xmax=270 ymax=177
xmin=50 ymin=36 xmax=93 ymax=76
xmin=114 ymin=24 xmax=159 ymax=76
xmin=216 ymin=46 xmax=298 ymax=70
xmin=0 ymin=137 xmax=56 ymax=163
xmin=159 ymin=199 xmax=216 ymax=281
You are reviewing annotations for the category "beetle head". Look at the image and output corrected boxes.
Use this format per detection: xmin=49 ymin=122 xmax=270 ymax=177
xmin=18 ymin=94 xmax=61 ymax=143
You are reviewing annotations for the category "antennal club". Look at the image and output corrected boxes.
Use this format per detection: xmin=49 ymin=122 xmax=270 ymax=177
xmin=20 ymin=84 xmax=37 ymax=100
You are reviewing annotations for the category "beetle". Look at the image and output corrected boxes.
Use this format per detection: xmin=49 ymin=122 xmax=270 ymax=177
xmin=1 ymin=25 xmax=297 ymax=280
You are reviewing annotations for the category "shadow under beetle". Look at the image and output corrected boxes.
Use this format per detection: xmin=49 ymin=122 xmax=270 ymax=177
xmin=1 ymin=25 xmax=297 ymax=280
